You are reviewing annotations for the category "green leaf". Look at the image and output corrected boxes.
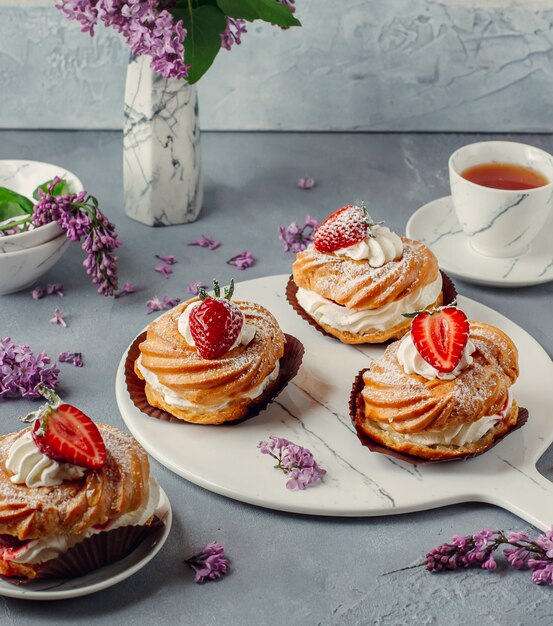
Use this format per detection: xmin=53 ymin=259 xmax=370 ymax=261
xmin=216 ymin=0 xmax=300 ymax=27
xmin=172 ymin=5 xmax=227 ymax=85
xmin=0 ymin=187 xmax=34 ymax=217
xmin=32 ymin=178 xmax=71 ymax=201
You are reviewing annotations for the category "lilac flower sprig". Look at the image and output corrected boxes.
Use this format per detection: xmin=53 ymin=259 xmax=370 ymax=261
xmin=0 ymin=337 xmax=59 ymax=399
xmin=185 ymin=541 xmax=230 ymax=584
xmin=279 ymin=215 xmax=319 ymax=253
xmin=426 ymin=527 xmax=553 ymax=585
xmin=227 ymin=251 xmax=254 ymax=270
xmin=58 ymin=351 xmax=83 ymax=367
xmin=258 ymin=436 xmax=326 ymax=490
xmin=33 ymin=178 xmax=122 ymax=296
xmin=189 ymin=235 xmax=221 ymax=251
xmin=146 ymin=294 xmax=180 ymax=314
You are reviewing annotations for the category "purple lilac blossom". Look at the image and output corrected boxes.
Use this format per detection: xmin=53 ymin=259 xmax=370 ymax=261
xmin=154 ymin=262 xmax=173 ymax=279
xmin=188 ymin=235 xmax=221 ymax=250
xmin=227 ymin=250 xmax=254 ymax=270
xmin=32 ymin=286 xmax=45 ymax=300
xmin=278 ymin=215 xmax=319 ymax=253
xmin=115 ymin=282 xmax=136 ymax=298
xmin=185 ymin=541 xmax=230 ymax=584
xmin=297 ymin=176 xmax=315 ymax=190
xmin=258 ymin=435 xmax=326 ymax=490
xmin=31 ymin=283 xmax=64 ymax=300
xmin=146 ymin=294 xmax=180 ymax=314
xmin=33 ymin=178 xmax=122 ymax=296
xmin=50 ymin=308 xmax=67 ymax=328
xmin=56 ymin=1 xmax=189 ymax=79
xmin=155 ymin=255 xmax=177 ymax=265
xmin=220 ymin=18 xmax=247 ymax=50
xmin=0 ymin=337 xmax=59 ymax=399
xmin=58 ymin=351 xmax=84 ymax=367
xmin=186 ymin=281 xmax=207 ymax=296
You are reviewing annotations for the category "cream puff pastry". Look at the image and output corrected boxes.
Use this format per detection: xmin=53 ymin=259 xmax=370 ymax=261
xmin=291 ymin=205 xmax=445 ymax=343
xmin=351 ymin=308 xmax=521 ymax=461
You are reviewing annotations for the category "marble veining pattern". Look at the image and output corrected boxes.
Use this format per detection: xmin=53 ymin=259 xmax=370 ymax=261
xmin=1 ymin=2 xmax=553 ymax=131
xmin=123 ymin=56 xmax=202 ymax=226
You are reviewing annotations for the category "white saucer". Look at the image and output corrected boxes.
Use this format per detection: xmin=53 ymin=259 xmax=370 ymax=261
xmin=0 ymin=487 xmax=172 ymax=601
xmin=406 ymin=195 xmax=553 ymax=287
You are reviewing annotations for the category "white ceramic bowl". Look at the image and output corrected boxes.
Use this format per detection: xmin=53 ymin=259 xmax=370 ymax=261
xmin=0 ymin=232 xmax=70 ymax=295
xmin=0 ymin=159 xmax=83 ymax=253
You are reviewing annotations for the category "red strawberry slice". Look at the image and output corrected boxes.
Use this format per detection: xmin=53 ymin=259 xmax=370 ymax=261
xmin=31 ymin=404 xmax=106 ymax=470
xmin=410 ymin=307 xmax=470 ymax=373
xmin=189 ymin=297 xmax=244 ymax=360
xmin=314 ymin=205 xmax=368 ymax=253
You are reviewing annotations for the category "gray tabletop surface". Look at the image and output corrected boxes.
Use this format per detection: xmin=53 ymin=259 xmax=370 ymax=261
xmin=0 ymin=130 xmax=552 ymax=625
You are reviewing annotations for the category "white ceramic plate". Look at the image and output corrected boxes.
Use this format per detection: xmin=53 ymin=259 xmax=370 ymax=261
xmin=406 ymin=195 xmax=553 ymax=287
xmin=0 ymin=487 xmax=172 ymax=600
xmin=116 ymin=275 xmax=553 ymax=529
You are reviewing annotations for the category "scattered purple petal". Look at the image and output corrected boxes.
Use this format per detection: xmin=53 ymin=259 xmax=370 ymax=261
xmin=185 ymin=541 xmax=230 ymax=584
xmin=227 ymin=250 xmax=255 ymax=270
xmin=0 ymin=337 xmax=59 ymax=399
xmin=49 ymin=308 xmax=67 ymax=328
xmin=297 ymin=176 xmax=315 ymax=190
xmin=46 ymin=283 xmax=64 ymax=296
xmin=146 ymin=294 xmax=180 ymax=315
xmin=186 ymin=281 xmax=208 ymax=296
xmin=115 ymin=282 xmax=136 ymax=298
xmin=31 ymin=286 xmax=45 ymax=300
xmin=155 ymin=255 xmax=177 ymax=265
xmin=58 ymin=351 xmax=83 ymax=367
xmin=258 ymin=436 xmax=326 ymax=490
xmin=188 ymin=235 xmax=221 ymax=251
xmin=279 ymin=215 xmax=319 ymax=253
xmin=154 ymin=262 xmax=173 ymax=279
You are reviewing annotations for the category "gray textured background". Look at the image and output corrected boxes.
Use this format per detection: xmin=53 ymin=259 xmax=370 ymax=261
xmin=1 ymin=0 xmax=553 ymax=131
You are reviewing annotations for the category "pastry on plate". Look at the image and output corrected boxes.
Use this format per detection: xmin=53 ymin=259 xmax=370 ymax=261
xmin=290 ymin=204 xmax=448 ymax=343
xmin=350 ymin=306 xmax=524 ymax=461
xmin=134 ymin=280 xmax=296 ymax=425
xmin=0 ymin=389 xmax=164 ymax=579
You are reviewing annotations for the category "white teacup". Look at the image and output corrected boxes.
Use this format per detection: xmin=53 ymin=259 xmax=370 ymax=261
xmin=449 ymin=141 xmax=553 ymax=258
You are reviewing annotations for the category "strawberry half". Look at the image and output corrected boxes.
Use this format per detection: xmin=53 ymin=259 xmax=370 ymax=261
xmin=31 ymin=403 xmax=106 ymax=470
xmin=314 ymin=205 xmax=369 ymax=253
xmin=410 ymin=307 xmax=470 ymax=373
xmin=189 ymin=279 xmax=244 ymax=360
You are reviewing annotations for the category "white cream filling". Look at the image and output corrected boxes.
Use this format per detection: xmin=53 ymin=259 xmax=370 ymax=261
xmin=381 ymin=390 xmax=513 ymax=447
xmin=9 ymin=478 xmax=162 ymax=565
xmin=6 ymin=431 xmax=86 ymax=488
xmin=397 ymin=333 xmax=476 ymax=381
xmin=136 ymin=355 xmax=280 ymax=411
xmin=178 ymin=300 xmax=256 ymax=351
xmin=334 ymin=224 xmax=404 ymax=266
xmin=296 ymin=274 xmax=442 ymax=333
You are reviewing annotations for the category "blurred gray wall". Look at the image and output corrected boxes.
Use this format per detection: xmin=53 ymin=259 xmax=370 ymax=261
xmin=1 ymin=0 xmax=552 ymax=131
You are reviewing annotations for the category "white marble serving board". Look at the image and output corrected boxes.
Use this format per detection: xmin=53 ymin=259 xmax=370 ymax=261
xmin=116 ymin=274 xmax=553 ymax=530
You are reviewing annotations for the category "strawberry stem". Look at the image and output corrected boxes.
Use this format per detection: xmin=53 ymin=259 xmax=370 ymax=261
xmin=212 ymin=279 xmax=221 ymax=298
xmin=223 ymin=279 xmax=235 ymax=301
xmin=20 ymin=386 xmax=61 ymax=425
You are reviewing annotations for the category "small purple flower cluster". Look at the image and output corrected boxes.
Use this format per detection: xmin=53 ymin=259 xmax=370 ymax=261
xmin=56 ymin=1 xmax=188 ymax=79
xmin=58 ymin=351 xmax=84 ymax=367
xmin=426 ymin=527 xmax=553 ymax=585
xmin=188 ymin=235 xmax=221 ymax=251
xmin=31 ymin=283 xmax=64 ymax=300
xmin=115 ymin=282 xmax=136 ymax=298
xmin=258 ymin=435 xmax=326 ymax=490
xmin=279 ymin=215 xmax=319 ymax=253
xmin=221 ymin=18 xmax=247 ymax=50
xmin=146 ymin=294 xmax=180 ymax=314
xmin=227 ymin=250 xmax=255 ymax=270
xmin=33 ymin=178 xmax=122 ymax=296
xmin=0 ymin=337 xmax=59 ymax=399
xmin=185 ymin=541 xmax=230 ymax=584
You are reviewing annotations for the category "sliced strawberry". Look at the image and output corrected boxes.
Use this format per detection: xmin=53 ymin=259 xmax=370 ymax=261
xmin=410 ymin=307 xmax=470 ymax=373
xmin=31 ymin=404 xmax=106 ymax=470
xmin=189 ymin=297 xmax=244 ymax=360
xmin=314 ymin=205 xmax=368 ymax=253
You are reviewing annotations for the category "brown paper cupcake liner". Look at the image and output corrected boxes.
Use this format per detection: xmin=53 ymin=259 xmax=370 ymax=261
xmin=125 ymin=332 xmax=304 ymax=425
xmin=5 ymin=517 xmax=165 ymax=583
xmin=349 ymin=367 xmax=529 ymax=465
xmin=285 ymin=271 xmax=457 ymax=342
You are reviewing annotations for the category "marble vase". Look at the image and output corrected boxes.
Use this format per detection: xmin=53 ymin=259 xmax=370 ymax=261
xmin=123 ymin=56 xmax=203 ymax=226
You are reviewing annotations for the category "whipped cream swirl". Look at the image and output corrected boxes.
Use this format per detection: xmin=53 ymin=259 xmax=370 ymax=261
xmin=6 ymin=431 xmax=85 ymax=488
xmin=178 ymin=301 xmax=256 ymax=352
xmin=397 ymin=333 xmax=476 ymax=381
xmin=334 ymin=223 xmax=403 ymax=267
